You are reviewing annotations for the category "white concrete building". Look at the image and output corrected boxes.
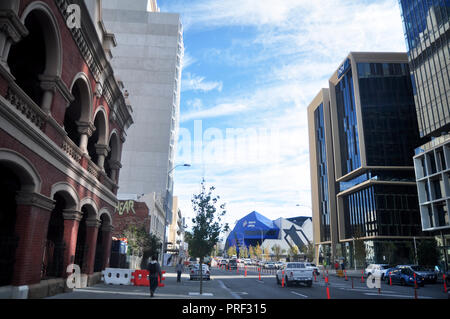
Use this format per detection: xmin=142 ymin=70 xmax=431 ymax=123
xmin=102 ymin=0 xmax=184 ymax=228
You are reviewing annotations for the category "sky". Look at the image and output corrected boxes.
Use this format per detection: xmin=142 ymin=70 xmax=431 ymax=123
xmin=157 ymin=0 xmax=408 ymax=233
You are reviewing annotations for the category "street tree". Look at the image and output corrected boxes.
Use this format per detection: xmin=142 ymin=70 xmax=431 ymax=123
xmin=248 ymin=245 xmax=255 ymax=259
xmin=189 ymin=179 xmax=228 ymax=294
xmin=301 ymin=242 xmax=315 ymax=262
xmin=272 ymin=244 xmax=283 ymax=261
xmin=289 ymin=244 xmax=299 ymax=261
xmin=255 ymin=243 xmax=262 ymax=260
xmin=417 ymin=239 xmax=440 ymax=266
xmin=121 ymin=223 xmax=161 ymax=269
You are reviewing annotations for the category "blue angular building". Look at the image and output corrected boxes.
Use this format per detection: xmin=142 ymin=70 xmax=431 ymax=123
xmin=224 ymin=211 xmax=313 ymax=256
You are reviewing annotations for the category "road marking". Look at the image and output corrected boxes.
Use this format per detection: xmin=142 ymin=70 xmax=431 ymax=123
xmin=364 ymin=293 xmax=433 ymax=299
xmin=291 ymin=291 xmax=308 ymax=298
xmin=218 ymin=280 xmax=242 ymax=299
xmin=256 ymin=280 xmax=264 ymax=284
xmin=189 ymin=292 xmax=214 ymax=296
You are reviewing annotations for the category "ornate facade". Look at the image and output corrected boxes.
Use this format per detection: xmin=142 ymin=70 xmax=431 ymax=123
xmin=0 ymin=0 xmax=133 ymax=298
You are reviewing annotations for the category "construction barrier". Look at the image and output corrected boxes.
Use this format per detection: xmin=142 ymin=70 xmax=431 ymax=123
xmin=131 ymin=270 xmax=150 ymax=286
xmin=337 ymin=270 xmax=344 ymax=278
xmin=158 ymin=271 xmax=166 ymax=287
xmin=102 ymin=268 xmax=133 ymax=285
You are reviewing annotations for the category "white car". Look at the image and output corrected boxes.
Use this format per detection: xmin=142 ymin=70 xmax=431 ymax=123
xmin=190 ymin=264 xmax=211 ymax=280
xmin=305 ymin=262 xmax=320 ymax=275
xmin=264 ymin=262 xmax=276 ymax=269
xmin=276 ymin=262 xmax=313 ymax=287
xmin=364 ymin=264 xmax=390 ymax=280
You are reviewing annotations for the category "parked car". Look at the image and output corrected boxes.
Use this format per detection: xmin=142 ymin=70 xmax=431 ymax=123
xmin=218 ymin=258 xmax=228 ymax=267
xmin=305 ymin=262 xmax=320 ymax=276
xmin=264 ymin=262 xmax=276 ymax=269
xmin=190 ymin=264 xmax=211 ymax=280
xmin=385 ymin=267 xmax=424 ymax=287
xmin=397 ymin=265 xmax=437 ymax=283
xmin=228 ymin=259 xmax=238 ymax=269
xmin=188 ymin=257 xmax=198 ymax=269
xmin=276 ymin=262 xmax=313 ymax=287
xmin=275 ymin=261 xmax=284 ymax=269
xmin=365 ymin=264 xmax=391 ymax=280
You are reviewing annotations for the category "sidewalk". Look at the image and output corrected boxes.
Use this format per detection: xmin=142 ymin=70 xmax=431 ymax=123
xmin=47 ymin=266 xmax=233 ymax=299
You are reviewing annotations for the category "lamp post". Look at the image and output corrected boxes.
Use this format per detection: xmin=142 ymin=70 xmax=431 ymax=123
xmin=161 ymin=163 xmax=191 ymax=265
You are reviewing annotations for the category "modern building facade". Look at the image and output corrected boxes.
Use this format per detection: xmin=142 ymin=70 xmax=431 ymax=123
xmin=102 ymin=0 xmax=184 ymax=227
xmin=398 ymin=0 xmax=450 ymax=271
xmin=167 ymin=196 xmax=187 ymax=261
xmin=0 ymin=0 xmax=133 ymax=298
xmin=309 ymin=52 xmax=430 ymax=267
xmin=308 ymin=88 xmax=339 ymax=265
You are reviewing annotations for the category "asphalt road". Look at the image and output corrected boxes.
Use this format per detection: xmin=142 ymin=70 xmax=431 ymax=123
xmin=47 ymin=265 xmax=449 ymax=299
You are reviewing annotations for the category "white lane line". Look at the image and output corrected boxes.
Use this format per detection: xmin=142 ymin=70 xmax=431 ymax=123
xmin=217 ymin=280 xmax=242 ymax=299
xmin=291 ymin=291 xmax=308 ymax=298
xmin=189 ymin=292 xmax=214 ymax=296
xmin=364 ymin=293 xmax=433 ymax=299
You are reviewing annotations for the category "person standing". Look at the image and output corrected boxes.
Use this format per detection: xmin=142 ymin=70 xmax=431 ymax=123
xmin=176 ymin=259 xmax=184 ymax=283
xmin=147 ymin=255 xmax=162 ymax=297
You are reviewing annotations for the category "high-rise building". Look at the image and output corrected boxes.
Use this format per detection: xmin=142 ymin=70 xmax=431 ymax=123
xmin=308 ymin=52 xmax=430 ymax=267
xmin=398 ymin=0 xmax=450 ymax=270
xmin=102 ymin=0 xmax=183 ymax=232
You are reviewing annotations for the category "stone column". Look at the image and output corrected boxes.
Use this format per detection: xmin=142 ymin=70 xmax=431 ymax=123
xmin=12 ymin=192 xmax=55 ymax=286
xmin=39 ymin=75 xmax=74 ymax=115
xmin=101 ymin=224 xmax=114 ymax=270
xmin=108 ymin=159 xmax=122 ymax=183
xmin=62 ymin=209 xmax=83 ymax=277
xmin=76 ymin=121 xmax=95 ymax=154
xmin=95 ymin=144 xmax=110 ymax=171
xmin=84 ymin=218 xmax=101 ymax=275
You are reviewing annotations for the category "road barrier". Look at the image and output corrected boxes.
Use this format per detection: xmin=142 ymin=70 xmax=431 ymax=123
xmin=158 ymin=271 xmax=166 ymax=287
xmin=102 ymin=268 xmax=133 ymax=285
xmin=131 ymin=270 xmax=149 ymax=286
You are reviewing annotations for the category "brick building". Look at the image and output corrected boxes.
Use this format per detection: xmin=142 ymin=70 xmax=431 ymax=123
xmin=112 ymin=200 xmax=151 ymax=238
xmin=0 ymin=0 xmax=133 ymax=298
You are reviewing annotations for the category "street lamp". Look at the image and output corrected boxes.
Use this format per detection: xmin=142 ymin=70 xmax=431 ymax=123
xmin=161 ymin=163 xmax=191 ymax=265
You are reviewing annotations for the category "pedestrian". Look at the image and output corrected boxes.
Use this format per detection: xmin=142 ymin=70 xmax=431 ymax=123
xmin=341 ymin=261 xmax=345 ymax=271
xmin=176 ymin=258 xmax=184 ymax=283
xmin=147 ymin=255 xmax=162 ymax=297
xmin=334 ymin=261 xmax=339 ymax=272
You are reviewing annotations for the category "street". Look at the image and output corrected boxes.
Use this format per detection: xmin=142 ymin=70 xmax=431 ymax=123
xmin=47 ymin=265 xmax=449 ymax=300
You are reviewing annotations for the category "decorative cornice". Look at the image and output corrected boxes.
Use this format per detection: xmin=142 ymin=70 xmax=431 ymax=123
xmin=15 ymin=191 xmax=56 ymax=211
xmin=86 ymin=218 xmax=102 ymax=228
xmin=95 ymin=143 xmax=110 ymax=156
xmin=62 ymin=209 xmax=83 ymax=221
xmin=76 ymin=121 xmax=96 ymax=136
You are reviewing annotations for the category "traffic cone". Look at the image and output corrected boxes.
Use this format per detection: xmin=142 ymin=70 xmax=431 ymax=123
xmin=245 ymin=266 xmax=247 ymax=277
xmin=389 ymin=275 xmax=392 ymax=286
xmin=361 ymin=270 xmax=364 ymax=283
xmin=281 ymin=271 xmax=285 ymax=288
xmin=326 ymin=286 xmax=331 ymax=299
xmin=344 ymin=270 xmax=348 ymax=281
xmin=443 ymin=274 xmax=447 ymax=293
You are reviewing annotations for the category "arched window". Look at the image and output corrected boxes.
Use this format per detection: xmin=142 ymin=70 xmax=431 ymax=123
xmin=7 ymin=3 xmax=61 ymax=110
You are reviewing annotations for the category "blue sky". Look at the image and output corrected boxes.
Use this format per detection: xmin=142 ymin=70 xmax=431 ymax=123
xmin=157 ymin=0 xmax=407 ymax=231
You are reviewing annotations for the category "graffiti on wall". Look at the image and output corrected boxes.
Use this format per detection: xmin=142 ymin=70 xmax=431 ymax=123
xmin=115 ymin=200 xmax=136 ymax=216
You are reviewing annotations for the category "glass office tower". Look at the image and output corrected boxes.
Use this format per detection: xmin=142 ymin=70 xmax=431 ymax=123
xmin=398 ymin=0 xmax=450 ymax=138
xmin=399 ymin=0 xmax=450 ymax=271
xmin=328 ymin=53 xmax=427 ymax=266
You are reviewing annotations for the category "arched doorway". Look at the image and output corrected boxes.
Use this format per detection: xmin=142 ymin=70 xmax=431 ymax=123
xmin=105 ymin=131 xmax=121 ymax=182
xmin=0 ymin=163 xmax=21 ymax=286
xmin=74 ymin=204 xmax=97 ymax=273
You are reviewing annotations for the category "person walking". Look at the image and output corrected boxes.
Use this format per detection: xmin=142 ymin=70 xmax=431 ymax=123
xmin=176 ymin=259 xmax=184 ymax=283
xmin=147 ymin=255 xmax=162 ymax=297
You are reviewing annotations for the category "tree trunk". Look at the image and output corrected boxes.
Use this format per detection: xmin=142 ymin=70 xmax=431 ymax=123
xmin=199 ymin=258 xmax=203 ymax=295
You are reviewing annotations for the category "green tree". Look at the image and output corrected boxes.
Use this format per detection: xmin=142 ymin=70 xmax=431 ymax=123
xmin=121 ymin=223 xmax=161 ymax=269
xmin=248 ymin=245 xmax=255 ymax=259
xmin=289 ymin=245 xmax=299 ymax=261
xmin=272 ymin=244 xmax=283 ymax=261
xmin=240 ymin=246 xmax=249 ymax=258
xmin=189 ymin=179 xmax=228 ymax=294
xmin=227 ymin=245 xmax=236 ymax=257
xmin=301 ymin=242 xmax=315 ymax=262
xmin=353 ymin=227 xmax=366 ymax=268
xmin=255 ymin=243 xmax=262 ymax=260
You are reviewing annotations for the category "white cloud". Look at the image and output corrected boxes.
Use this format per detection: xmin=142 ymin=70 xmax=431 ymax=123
xmin=181 ymin=72 xmax=223 ymax=93
xmin=167 ymin=0 xmax=408 ymax=228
